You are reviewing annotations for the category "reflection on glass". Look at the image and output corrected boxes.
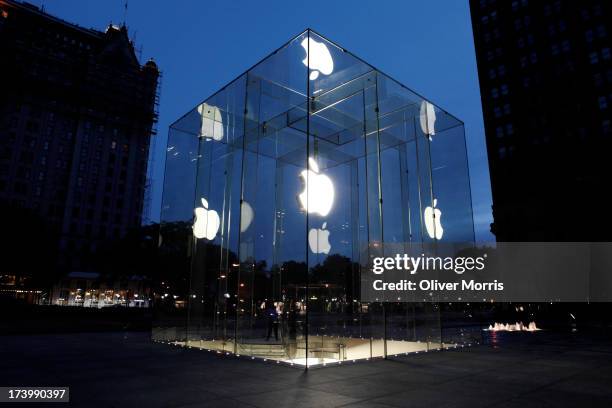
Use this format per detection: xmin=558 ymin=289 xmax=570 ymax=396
xmin=240 ymin=200 xmax=254 ymax=232
xmin=193 ymin=198 xmax=220 ymax=240
xmin=424 ymin=198 xmax=444 ymax=240
xmin=197 ymin=103 xmax=224 ymax=141
xmin=298 ymin=157 xmax=334 ymax=216
xmin=308 ymin=222 xmax=331 ymax=254
xmin=419 ymin=101 xmax=436 ymax=140
xmin=301 ymin=37 xmax=334 ymax=80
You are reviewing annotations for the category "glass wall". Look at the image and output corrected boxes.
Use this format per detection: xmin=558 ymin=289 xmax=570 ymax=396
xmin=153 ymin=29 xmax=475 ymax=368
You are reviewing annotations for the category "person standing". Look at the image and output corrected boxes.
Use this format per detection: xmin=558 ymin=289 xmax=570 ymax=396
xmin=265 ymin=300 xmax=279 ymax=341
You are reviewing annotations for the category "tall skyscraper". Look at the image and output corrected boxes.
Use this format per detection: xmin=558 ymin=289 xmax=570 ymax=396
xmin=0 ymin=0 xmax=159 ymax=285
xmin=470 ymin=0 xmax=611 ymax=241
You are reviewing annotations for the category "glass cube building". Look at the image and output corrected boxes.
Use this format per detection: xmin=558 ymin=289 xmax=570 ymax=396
xmin=154 ymin=29 xmax=475 ymax=368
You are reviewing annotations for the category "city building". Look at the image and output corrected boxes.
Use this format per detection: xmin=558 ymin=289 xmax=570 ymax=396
xmin=0 ymin=0 xmax=159 ymax=290
xmin=470 ymin=0 xmax=612 ymax=241
xmin=154 ymin=29 xmax=475 ymax=368
xmin=50 ymin=271 xmax=151 ymax=308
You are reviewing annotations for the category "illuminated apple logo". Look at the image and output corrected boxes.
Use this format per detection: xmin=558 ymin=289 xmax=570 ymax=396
xmin=424 ymin=199 xmax=443 ymax=240
xmin=301 ymin=37 xmax=334 ymax=80
xmin=298 ymin=157 xmax=334 ymax=217
xmin=197 ymin=103 xmax=224 ymax=141
xmin=308 ymin=222 xmax=331 ymax=254
xmin=419 ymin=101 xmax=436 ymax=141
xmin=193 ymin=198 xmax=220 ymax=240
xmin=240 ymin=201 xmax=254 ymax=233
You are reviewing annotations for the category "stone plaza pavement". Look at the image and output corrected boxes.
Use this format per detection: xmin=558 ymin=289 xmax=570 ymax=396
xmin=1 ymin=331 xmax=611 ymax=407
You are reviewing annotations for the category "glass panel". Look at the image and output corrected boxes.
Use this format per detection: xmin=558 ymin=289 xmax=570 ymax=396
xmin=306 ymin=31 xmax=373 ymax=98
xmin=231 ymin=32 xmax=310 ymax=364
xmin=429 ymin=117 xmax=476 ymax=349
xmin=430 ymin=122 xmax=475 ymax=243
xmin=153 ymin=126 xmax=199 ymax=345
xmin=184 ymin=74 xmax=247 ymax=352
xmin=305 ymin=53 xmax=386 ymax=364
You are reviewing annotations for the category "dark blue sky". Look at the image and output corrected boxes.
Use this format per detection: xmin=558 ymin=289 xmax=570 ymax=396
xmin=31 ymin=0 xmax=494 ymax=242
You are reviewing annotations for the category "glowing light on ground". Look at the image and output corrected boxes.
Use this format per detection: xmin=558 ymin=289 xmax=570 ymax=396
xmin=485 ymin=322 xmax=540 ymax=332
xmin=289 ymin=358 xmax=339 ymax=367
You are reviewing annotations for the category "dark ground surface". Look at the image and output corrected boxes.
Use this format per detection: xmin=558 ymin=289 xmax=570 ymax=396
xmin=1 ymin=331 xmax=612 ymax=407
xmin=0 ymin=302 xmax=152 ymax=334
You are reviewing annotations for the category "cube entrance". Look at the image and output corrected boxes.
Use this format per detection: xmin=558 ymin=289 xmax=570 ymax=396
xmin=155 ymin=29 xmax=475 ymax=367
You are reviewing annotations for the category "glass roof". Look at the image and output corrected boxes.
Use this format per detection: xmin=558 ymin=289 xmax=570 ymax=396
xmin=170 ymin=29 xmax=463 ymax=168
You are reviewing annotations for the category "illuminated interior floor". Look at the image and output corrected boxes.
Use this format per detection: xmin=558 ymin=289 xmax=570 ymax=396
xmin=176 ymin=336 xmax=455 ymax=367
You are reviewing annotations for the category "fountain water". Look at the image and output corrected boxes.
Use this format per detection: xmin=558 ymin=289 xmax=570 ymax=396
xmin=486 ymin=322 xmax=540 ymax=332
